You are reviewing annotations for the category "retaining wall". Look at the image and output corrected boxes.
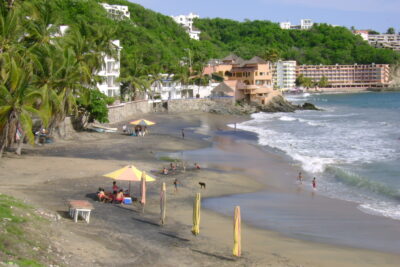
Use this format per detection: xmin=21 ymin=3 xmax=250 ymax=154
xmin=107 ymin=100 xmax=151 ymax=124
xmin=167 ymin=98 xmax=234 ymax=113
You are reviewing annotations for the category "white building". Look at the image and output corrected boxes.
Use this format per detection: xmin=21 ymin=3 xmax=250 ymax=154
xmin=368 ymin=34 xmax=400 ymax=51
xmin=97 ymin=40 xmax=122 ymax=97
xmin=150 ymin=74 xmax=217 ymax=100
xmin=280 ymin=19 xmax=314 ymax=30
xmin=100 ymin=3 xmax=130 ymax=20
xmin=300 ymin=19 xmax=313 ymax=30
xmin=273 ymin=60 xmax=297 ymax=91
xmin=279 ymin=21 xmax=291 ymax=30
xmin=172 ymin=13 xmax=201 ymax=40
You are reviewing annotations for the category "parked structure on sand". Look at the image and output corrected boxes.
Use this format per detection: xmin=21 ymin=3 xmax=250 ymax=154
xmin=100 ymin=3 xmax=130 ymax=20
xmin=171 ymin=13 xmax=201 ymax=40
xmin=296 ymin=64 xmax=390 ymax=89
xmin=206 ymin=54 xmax=277 ymax=104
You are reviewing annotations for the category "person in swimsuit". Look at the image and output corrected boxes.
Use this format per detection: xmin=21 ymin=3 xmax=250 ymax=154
xmin=312 ymin=177 xmax=316 ymax=190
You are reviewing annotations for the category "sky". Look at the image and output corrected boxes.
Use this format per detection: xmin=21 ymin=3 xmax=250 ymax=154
xmin=129 ymin=0 xmax=399 ymax=33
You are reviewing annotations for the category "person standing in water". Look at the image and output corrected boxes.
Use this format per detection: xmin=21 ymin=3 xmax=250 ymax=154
xmin=312 ymin=177 xmax=316 ymax=190
xmin=297 ymin=172 xmax=303 ymax=184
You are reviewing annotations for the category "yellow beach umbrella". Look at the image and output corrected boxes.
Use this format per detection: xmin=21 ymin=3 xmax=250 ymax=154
xmin=103 ymin=165 xmax=155 ymax=194
xmin=233 ymin=206 xmax=241 ymax=257
xmin=191 ymin=193 xmax=201 ymax=236
xmin=103 ymin=165 xmax=155 ymax=182
xmin=129 ymin=119 xmax=156 ymax=126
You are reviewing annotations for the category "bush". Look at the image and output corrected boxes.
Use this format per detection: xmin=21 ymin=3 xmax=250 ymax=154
xmin=78 ymin=90 xmax=110 ymax=123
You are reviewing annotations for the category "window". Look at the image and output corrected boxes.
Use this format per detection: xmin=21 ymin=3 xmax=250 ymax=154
xmin=107 ymin=76 xmax=115 ymax=87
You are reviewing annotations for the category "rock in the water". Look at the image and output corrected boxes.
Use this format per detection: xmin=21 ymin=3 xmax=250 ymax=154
xmin=299 ymin=102 xmax=320 ymax=110
xmin=257 ymin=95 xmax=297 ymax=113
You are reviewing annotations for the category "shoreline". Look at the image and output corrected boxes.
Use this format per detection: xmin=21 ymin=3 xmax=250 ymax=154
xmin=1 ymin=112 xmax=399 ymax=266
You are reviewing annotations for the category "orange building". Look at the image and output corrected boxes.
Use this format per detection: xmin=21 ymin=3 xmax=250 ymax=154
xmin=297 ymin=64 xmax=390 ymax=89
xmin=206 ymin=54 xmax=276 ymax=104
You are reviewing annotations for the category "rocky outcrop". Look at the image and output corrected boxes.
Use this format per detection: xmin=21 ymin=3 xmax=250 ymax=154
xmin=257 ymin=95 xmax=320 ymax=113
xmin=208 ymin=95 xmax=320 ymax=115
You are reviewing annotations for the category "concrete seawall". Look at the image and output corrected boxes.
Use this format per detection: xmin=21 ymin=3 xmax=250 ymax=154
xmin=106 ymin=97 xmax=234 ymax=124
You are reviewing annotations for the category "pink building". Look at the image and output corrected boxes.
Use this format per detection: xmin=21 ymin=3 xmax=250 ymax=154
xmin=296 ymin=64 xmax=390 ymax=89
xmin=206 ymin=54 xmax=276 ymax=104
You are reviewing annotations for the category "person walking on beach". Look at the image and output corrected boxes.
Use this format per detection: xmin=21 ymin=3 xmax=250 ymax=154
xmin=297 ymin=172 xmax=303 ymax=184
xmin=173 ymin=178 xmax=179 ymax=192
xmin=181 ymin=129 xmax=185 ymax=139
xmin=312 ymin=177 xmax=316 ymax=190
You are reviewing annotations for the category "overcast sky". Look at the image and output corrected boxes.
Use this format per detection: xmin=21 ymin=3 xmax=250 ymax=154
xmin=129 ymin=0 xmax=399 ymax=33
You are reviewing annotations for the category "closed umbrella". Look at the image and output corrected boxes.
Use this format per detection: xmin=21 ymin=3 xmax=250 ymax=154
xmin=191 ymin=193 xmax=201 ymax=236
xmin=160 ymin=182 xmax=166 ymax=225
xmin=233 ymin=206 xmax=241 ymax=257
xmin=140 ymin=171 xmax=147 ymax=212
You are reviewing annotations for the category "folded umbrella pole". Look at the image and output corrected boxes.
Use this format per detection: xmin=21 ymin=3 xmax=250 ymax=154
xmin=160 ymin=182 xmax=166 ymax=225
xmin=191 ymin=193 xmax=201 ymax=236
xmin=140 ymin=171 xmax=147 ymax=213
xmin=233 ymin=206 xmax=241 ymax=257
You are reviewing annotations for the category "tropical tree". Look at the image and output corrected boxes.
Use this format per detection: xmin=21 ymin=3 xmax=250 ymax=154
xmin=0 ymin=0 xmax=118 ymax=157
xmin=386 ymin=27 xmax=395 ymax=34
xmin=0 ymin=52 xmax=43 ymax=156
xmin=173 ymin=64 xmax=191 ymax=98
xmin=260 ymin=47 xmax=281 ymax=62
xmin=318 ymin=76 xmax=329 ymax=88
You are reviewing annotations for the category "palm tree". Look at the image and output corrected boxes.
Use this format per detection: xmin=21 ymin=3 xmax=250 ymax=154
xmin=0 ymin=52 xmax=43 ymax=156
xmin=173 ymin=65 xmax=191 ymax=98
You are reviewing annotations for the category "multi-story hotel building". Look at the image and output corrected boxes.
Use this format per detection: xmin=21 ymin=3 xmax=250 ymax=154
xmin=353 ymin=31 xmax=400 ymax=52
xmin=296 ymin=64 xmax=390 ymax=89
xmin=54 ymin=26 xmax=121 ymax=97
xmin=368 ymin=34 xmax=400 ymax=51
xmin=97 ymin=40 xmax=122 ymax=97
xmin=100 ymin=3 xmax=130 ymax=20
xmin=172 ymin=13 xmax=201 ymax=40
xmin=205 ymin=54 xmax=276 ymax=104
xmin=273 ymin=60 xmax=297 ymax=91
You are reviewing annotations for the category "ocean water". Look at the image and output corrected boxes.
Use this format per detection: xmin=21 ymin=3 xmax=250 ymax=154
xmin=235 ymin=92 xmax=400 ymax=221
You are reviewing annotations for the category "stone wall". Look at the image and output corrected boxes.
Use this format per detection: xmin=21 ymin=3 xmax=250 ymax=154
xmin=107 ymin=100 xmax=151 ymax=124
xmin=167 ymin=97 xmax=234 ymax=113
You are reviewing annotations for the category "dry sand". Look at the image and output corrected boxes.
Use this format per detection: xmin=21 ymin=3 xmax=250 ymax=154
xmin=0 ymin=112 xmax=399 ymax=266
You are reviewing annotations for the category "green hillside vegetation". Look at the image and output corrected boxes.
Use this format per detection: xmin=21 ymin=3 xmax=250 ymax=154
xmin=194 ymin=18 xmax=400 ymax=65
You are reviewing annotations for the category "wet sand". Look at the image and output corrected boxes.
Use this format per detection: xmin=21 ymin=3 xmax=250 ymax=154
xmin=0 ymin=112 xmax=399 ymax=266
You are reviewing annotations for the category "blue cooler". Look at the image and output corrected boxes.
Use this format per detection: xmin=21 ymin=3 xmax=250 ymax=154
xmin=123 ymin=197 xmax=132 ymax=204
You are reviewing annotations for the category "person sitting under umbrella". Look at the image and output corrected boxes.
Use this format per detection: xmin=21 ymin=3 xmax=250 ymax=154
xmin=115 ymin=189 xmax=125 ymax=204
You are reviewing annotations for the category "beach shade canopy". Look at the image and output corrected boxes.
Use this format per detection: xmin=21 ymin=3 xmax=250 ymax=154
xmin=233 ymin=206 xmax=241 ymax=257
xmin=129 ymin=119 xmax=156 ymax=126
xmin=103 ymin=165 xmax=155 ymax=182
xmin=191 ymin=193 xmax=201 ymax=236
xmin=160 ymin=182 xmax=166 ymax=225
xmin=103 ymin=165 xmax=155 ymax=194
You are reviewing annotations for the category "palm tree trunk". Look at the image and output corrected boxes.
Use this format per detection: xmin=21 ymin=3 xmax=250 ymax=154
xmin=0 ymin=122 xmax=10 ymax=159
xmin=15 ymin=132 xmax=25 ymax=156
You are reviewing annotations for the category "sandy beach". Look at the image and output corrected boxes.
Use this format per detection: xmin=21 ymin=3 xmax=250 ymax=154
xmin=1 ymin=112 xmax=399 ymax=266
